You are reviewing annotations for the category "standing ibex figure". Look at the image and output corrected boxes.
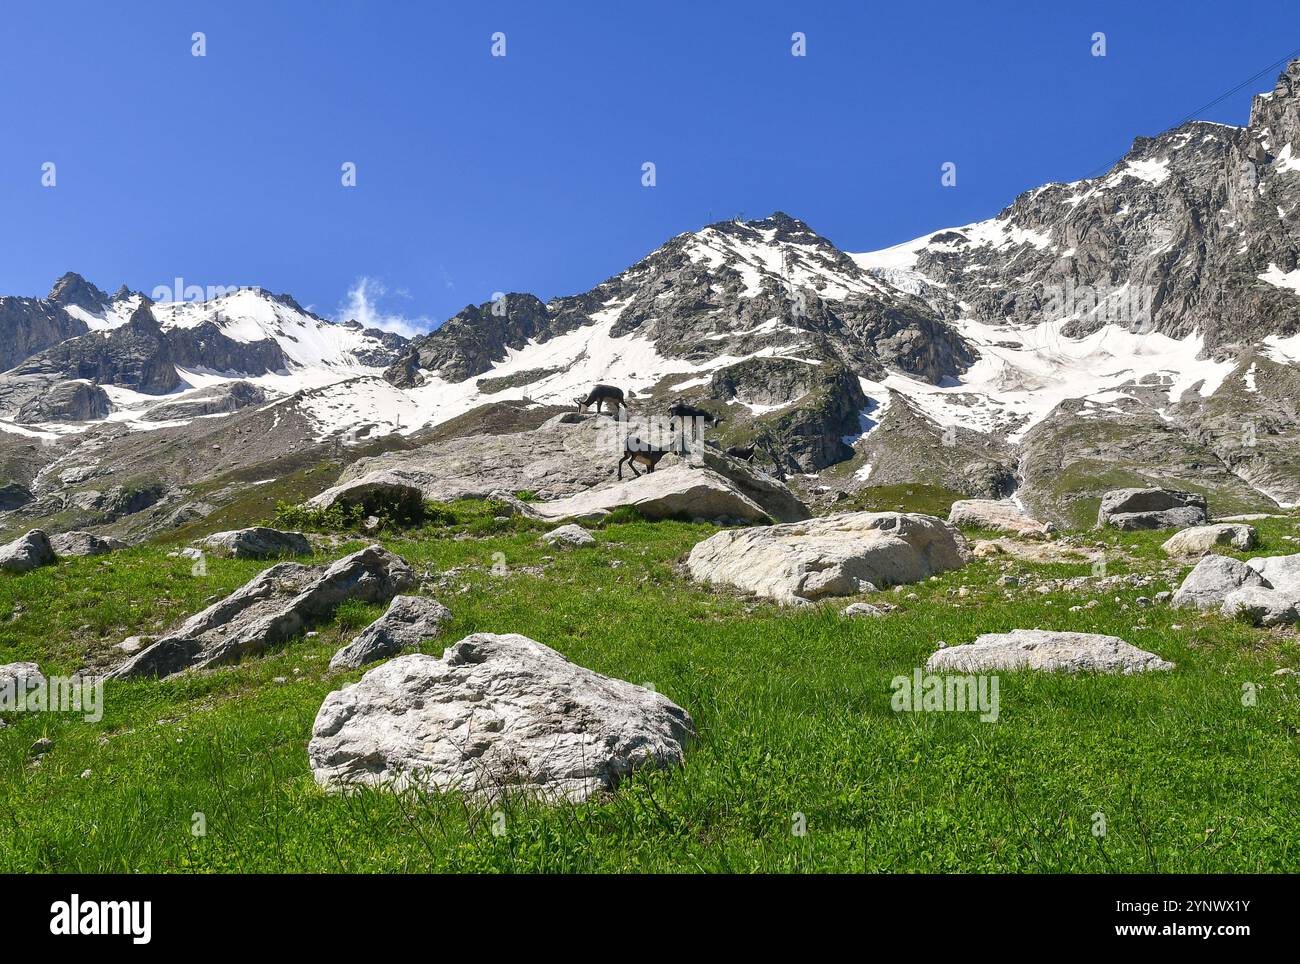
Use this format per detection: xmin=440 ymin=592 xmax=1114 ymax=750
xmin=667 ymin=400 xmax=722 ymax=440
xmin=575 ymin=384 xmax=626 ymax=415
xmin=618 ymin=433 xmax=675 ymax=479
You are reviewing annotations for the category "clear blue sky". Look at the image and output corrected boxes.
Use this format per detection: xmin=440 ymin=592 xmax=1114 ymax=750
xmin=1 ymin=0 xmax=1294 ymax=334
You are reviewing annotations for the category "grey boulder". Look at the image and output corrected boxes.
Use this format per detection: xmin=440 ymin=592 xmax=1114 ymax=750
xmin=329 ymin=595 xmax=452 ymax=670
xmin=110 ymin=545 xmax=415 ymax=679
xmin=49 ymin=531 xmax=128 ymax=558
xmin=1096 ymin=488 xmax=1207 ymax=530
xmin=1172 ymin=555 xmax=1267 ymax=610
xmin=197 ymin=527 xmax=312 ymax=559
xmin=541 ymin=524 xmax=596 ymax=547
xmin=927 ymin=630 xmax=1174 ymax=674
xmin=687 ymin=511 xmax=968 ymax=605
xmin=0 ymin=530 xmax=57 ymax=574
xmin=309 ymin=632 xmax=694 ymax=803
xmin=1161 ymin=524 xmax=1257 ymax=557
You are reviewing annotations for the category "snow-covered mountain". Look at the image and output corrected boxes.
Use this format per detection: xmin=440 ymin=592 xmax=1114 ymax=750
xmin=3 ymin=59 xmax=1300 ymax=535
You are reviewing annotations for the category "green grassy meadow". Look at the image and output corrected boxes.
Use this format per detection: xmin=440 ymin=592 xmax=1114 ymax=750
xmin=1 ymin=505 xmax=1298 ymax=873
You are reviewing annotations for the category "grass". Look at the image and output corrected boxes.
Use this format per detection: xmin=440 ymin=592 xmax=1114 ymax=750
xmin=1 ymin=507 xmax=1298 ymax=872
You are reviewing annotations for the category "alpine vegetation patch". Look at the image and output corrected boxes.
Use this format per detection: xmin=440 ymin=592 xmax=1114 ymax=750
xmin=49 ymin=895 xmax=151 ymax=944
xmin=890 ymin=667 xmax=1000 ymax=722
xmin=0 ymin=674 xmax=103 ymax=722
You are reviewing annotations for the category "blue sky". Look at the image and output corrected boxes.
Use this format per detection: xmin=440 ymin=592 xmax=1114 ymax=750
xmin=1 ymin=0 xmax=1294 ymax=334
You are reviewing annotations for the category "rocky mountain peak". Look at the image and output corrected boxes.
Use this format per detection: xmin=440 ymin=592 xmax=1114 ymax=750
xmin=48 ymin=272 xmax=110 ymax=313
xmin=1248 ymin=59 xmax=1300 ymax=156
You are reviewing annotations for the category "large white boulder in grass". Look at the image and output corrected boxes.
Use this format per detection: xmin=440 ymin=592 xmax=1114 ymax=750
xmin=687 ymin=511 xmax=968 ymax=605
xmin=927 ymin=630 xmax=1174 ymax=674
xmin=309 ymin=632 xmax=694 ymax=803
xmin=528 ymin=465 xmax=769 ymax=524
xmin=1172 ymin=551 xmax=1300 ymax=626
xmin=1221 ymin=587 xmax=1300 ymax=627
xmin=1172 ymin=555 xmax=1267 ymax=609
xmin=1161 ymin=524 xmax=1257 ymax=557
xmin=109 ymin=545 xmax=416 ymax=680
xmin=196 ymin=527 xmax=312 ymax=559
xmin=948 ymin=499 xmax=1054 ymax=539
xmin=0 ymin=530 xmax=56 ymax=574
xmin=1246 ymin=553 xmax=1300 ymax=592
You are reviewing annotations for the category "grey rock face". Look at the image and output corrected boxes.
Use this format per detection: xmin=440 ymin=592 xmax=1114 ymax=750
xmin=309 ymin=632 xmax=694 ymax=803
xmin=196 ymin=527 xmax=312 ymax=559
xmin=328 ymin=595 xmax=452 ymax=669
xmin=0 ymin=482 xmax=33 ymax=511
xmin=1172 ymin=555 xmax=1267 ymax=609
xmin=8 ymin=304 xmax=180 ymax=395
xmin=0 ymin=296 xmax=88 ymax=372
xmin=307 ymin=412 xmax=809 ymax=524
xmin=1097 ymin=488 xmax=1208 ymax=530
xmin=926 ymin=630 xmax=1174 ymax=674
xmin=687 ymin=511 xmax=968 ymax=605
xmin=16 ymin=379 xmax=111 ymax=422
xmin=541 ymin=524 xmax=596 ymax=547
xmin=49 ymin=531 xmax=127 ymax=557
xmin=0 ymin=530 xmax=57 ymax=573
xmin=141 ymin=381 xmax=266 ymax=421
xmin=1161 ymin=523 xmax=1257 ymax=556
xmin=165 ymin=323 xmax=287 ymax=376
xmin=109 ymin=545 xmax=416 ymax=679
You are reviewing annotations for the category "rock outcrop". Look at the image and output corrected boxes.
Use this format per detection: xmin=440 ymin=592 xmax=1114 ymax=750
xmin=141 ymin=381 xmax=267 ymax=422
xmin=926 ymin=630 xmax=1174 ymax=674
xmin=306 ymin=412 xmax=809 ymax=524
xmin=309 ymin=632 xmax=694 ymax=802
xmin=328 ymin=595 xmax=452 ymax=669
xmin=1096 ymin=488 xmax=1208 ymax=530
xmin=0 ymin=483 xmax=33 ymax=512
xmin=110 ymin=545 xmax=415 ymax=679
xmin=687 ymin=511 xmax=968 ymax=604
xmin=529 ymin=465 xmax=769 ymax=524
xmin=1171 ymin=555 xmax=1267 ymax=610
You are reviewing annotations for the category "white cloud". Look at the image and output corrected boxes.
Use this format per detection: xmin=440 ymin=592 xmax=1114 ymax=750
xmin=336 ymin=277 xmax=430 ymax=338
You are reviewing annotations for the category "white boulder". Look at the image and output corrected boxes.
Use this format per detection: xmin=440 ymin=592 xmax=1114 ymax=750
xmin=948 ymin=499 xmax=1053 ymax=538
xmin=309 ymin=632 xmax=694 ymax=803
xmin=926 ymin=630 xmax=1174 ymax=674
xmin=1161 ymin=524 xmax=1257 ymax=557
xmin=687 ymin=511 xmax=968 ymax=605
